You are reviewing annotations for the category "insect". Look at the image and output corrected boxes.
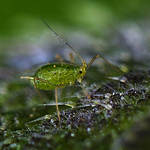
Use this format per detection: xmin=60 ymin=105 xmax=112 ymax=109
xmin=20 ymin=19 xmax=123 ymax=121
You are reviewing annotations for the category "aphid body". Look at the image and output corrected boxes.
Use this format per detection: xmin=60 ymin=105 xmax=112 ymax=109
xmin=21 ymin=18 xmax=123 ymax=121
xmin=33 ymin=63 xmax=86 ymax=90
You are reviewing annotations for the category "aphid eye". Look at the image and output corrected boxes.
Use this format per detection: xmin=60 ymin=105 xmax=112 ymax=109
xmin=79 ymin=71 xmax=82 ymax=74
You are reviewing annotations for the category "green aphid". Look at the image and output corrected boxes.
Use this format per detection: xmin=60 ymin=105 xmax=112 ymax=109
xmin=32 ymin=63 xmax=86 ymax=90
xmin=20 ymin=19 xmax=123 ymax=121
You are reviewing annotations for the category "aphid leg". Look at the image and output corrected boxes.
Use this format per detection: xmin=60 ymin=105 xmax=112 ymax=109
xmin=25 ymin=76 xmax=61 ymax=120
xmin=55 ymin=87 xmax=61 ymax=121
xmin=69 ymin=52 xmax=75 ymax=63
xmin=33 ymin=77 xmax=58 ymax=103
xmin=87 ymin=54 xmax=124 ymax=75
xmin=23 ymin=67 xmax=39 ymax=73
xmin=34 ymin=77 xmax=45 ymax=102
xmin=80 ymin=83 xmax=91 ymax=99
xmin=55 ymin=54 xmax=63 ymax=62
xmin=20 ymin=76 xmax=44 ymax=102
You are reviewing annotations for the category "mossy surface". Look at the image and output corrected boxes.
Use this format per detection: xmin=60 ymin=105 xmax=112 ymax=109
xmin=1 ymin=68 xmax=150 ymax=149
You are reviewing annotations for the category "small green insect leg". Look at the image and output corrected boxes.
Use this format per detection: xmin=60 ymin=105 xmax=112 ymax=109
xmin=34 ymin=76 xmax=62 ymax=120
xmin=34 ymin=77 xmax=45 ymax=102
xmin=20 ymin=76 xmax=45 ymax=102
xmin=69 ymin=52 xmax=75 ymax=63
xmin=80 ymin=83 xmax=91 ymax=99
xmin=55 ymin=54 xmax=63 ymax=62
xmin=55 ymin=87 xmax=61 ymax=121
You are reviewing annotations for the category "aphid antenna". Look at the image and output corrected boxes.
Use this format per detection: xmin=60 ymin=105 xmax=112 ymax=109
xmin=41 ymin=17 xmax=87 ymax=67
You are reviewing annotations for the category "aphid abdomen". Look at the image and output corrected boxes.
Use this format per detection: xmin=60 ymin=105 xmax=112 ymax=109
xmin=34 ymin=63 xmax=85 ymax=90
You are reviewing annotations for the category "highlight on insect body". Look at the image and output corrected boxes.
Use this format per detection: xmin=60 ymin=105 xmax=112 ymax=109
xmin=20 ymin=18 xmax=123 ymax=121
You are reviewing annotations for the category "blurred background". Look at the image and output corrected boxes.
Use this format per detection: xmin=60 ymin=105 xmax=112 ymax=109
xmin=1 ymin=0 xmax=150 ymax=70
xmin=1 ymin=0 xmax=150 ymax=36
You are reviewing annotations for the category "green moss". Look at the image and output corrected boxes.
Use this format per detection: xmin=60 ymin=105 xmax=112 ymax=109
xmin=1 ymin=68 xmax=150 ymax=149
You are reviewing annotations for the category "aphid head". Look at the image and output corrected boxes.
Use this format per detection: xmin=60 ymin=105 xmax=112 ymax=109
xmin=77 ymin=66 xmax=87 ymax=83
